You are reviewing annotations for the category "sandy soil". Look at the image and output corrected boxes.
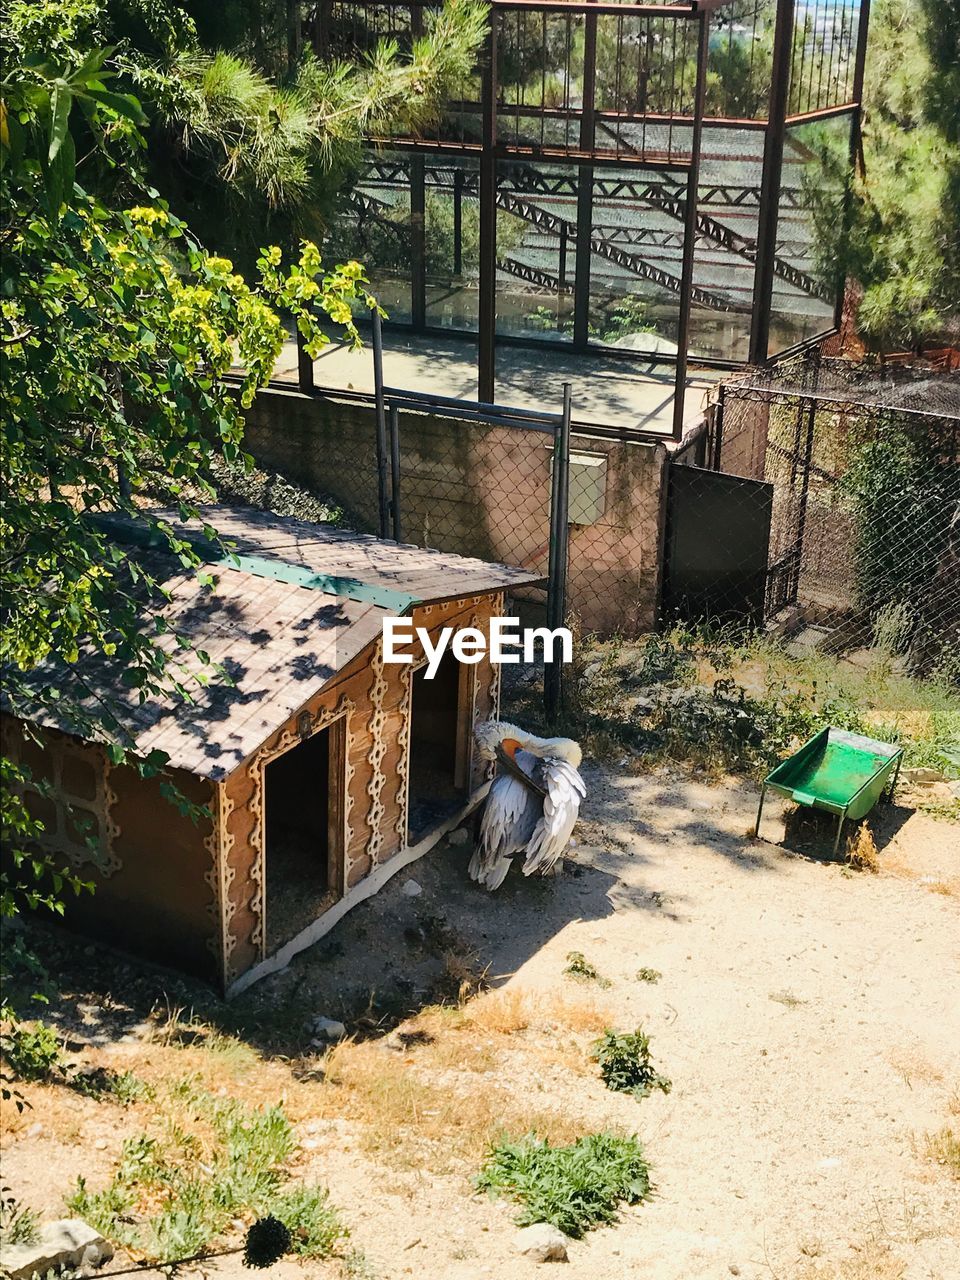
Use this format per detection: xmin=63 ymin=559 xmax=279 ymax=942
xmin=3 ymin=764 xmax=958 ymax=1280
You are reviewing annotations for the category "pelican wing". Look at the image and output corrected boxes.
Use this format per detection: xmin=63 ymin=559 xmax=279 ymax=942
xmin=520 ymin=758 xmax=586 ymax=877
xmin=469 ymin=749 xmax=541 ymax=890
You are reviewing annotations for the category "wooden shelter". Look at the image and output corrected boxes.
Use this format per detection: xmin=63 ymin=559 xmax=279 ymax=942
xmin=2 ymin=507 xmax=541 ymax=995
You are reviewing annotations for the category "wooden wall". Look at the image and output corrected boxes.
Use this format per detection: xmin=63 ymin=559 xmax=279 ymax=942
xmin=0 ymin=718 xmax=218 ymax=983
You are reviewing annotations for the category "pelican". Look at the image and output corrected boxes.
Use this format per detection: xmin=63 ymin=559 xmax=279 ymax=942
xmin=468 ymin=720 xmax=586 ymax=890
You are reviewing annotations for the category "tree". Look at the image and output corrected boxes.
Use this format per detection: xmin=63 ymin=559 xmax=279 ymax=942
xmin=3 ymin=0 xmax=488 ymax=269
xmin=0 ymin=26 xmax=376 ymax=1043
xmin=807 ymin=0 xmax=960 ymax=351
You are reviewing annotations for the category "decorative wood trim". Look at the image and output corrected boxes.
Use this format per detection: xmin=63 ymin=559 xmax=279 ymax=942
xmin=394 ymin=661 xmax=414 ymax=849
xmin=365 ymin=642 xmax=388 ymax=864
xmin=244 ymin=695 xmax=355 ymax=967
xmin=204 ymin=782 xmax=235 ymax=982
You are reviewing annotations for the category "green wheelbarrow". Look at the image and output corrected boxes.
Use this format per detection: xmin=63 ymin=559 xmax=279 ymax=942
xmin=755 ymin=727 xmax=904 ymax=856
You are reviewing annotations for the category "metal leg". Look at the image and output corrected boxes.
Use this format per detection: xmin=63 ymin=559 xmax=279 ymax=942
xmin=832 ymin=812 xmax=845 ymax=858
xmin=754 ymin=786 xmax=766 ymax=840
xmin=887 ymin=755 xmax=903 ymax=803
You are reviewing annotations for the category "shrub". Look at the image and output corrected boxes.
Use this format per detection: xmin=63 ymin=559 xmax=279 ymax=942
xmin=563 ymin=952 xmax=611 ymax=988
xmin=476 ymin=1132 xmax=653 ymax=1238
xmin=592 ymin=1028 xmax=671 ymax=1100
xmin=0 ymin=1189 xmax=40 ymax=1247
xmin=265 ymin=1186 xmax=348 ymax=1257
xmin=66 ymin=1087 xmax=344 ymax=1264
xmin=1 ymin=1020 xmax=63 ymax=1082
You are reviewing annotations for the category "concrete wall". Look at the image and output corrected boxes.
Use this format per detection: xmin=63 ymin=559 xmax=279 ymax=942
xmin=242 ymin=387 xmax=668 ymax=636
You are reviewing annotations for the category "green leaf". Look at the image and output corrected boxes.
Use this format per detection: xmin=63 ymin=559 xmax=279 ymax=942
xmin=47 ymin=80 xmax=72 ymax=163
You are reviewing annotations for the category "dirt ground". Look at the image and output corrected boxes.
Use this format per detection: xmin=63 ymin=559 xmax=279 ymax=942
xmin=3 ymin=763 xmax=959 ymax=1280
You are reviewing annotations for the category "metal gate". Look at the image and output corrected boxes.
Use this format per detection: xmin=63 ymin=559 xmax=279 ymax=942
xmin=661 ymin=464 xmax=774 ymax=627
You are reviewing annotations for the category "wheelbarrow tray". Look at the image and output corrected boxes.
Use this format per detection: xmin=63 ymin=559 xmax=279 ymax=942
xmin=756 ymin=728 xmax=903 ymax=854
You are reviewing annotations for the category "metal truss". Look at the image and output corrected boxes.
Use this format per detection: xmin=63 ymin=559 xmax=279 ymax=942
xmin=496 ymin=190 xmax=742 ymax=312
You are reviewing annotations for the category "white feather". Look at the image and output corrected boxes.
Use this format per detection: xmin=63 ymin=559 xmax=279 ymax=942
xmin=468 ymin=749 xmax=541 ymax=890
xmin=521 ymin=758 xmax=587 ymax=877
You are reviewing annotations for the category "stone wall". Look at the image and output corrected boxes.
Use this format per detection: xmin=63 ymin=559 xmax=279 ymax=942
xmin=242 ymin=387 xmax=669 ymax=635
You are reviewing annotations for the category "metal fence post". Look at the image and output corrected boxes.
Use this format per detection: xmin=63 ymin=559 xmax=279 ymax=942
xmin=713 ymin=383 xmax=726 ymax=472
xmin=389 ymin=404 xmax=403 ymax=543
xmin=544 ymin=383 xmax=572 ymax=725
xmin=672 ymin=10 xmax=710 ymax=440
xmin=749 ymin=0 xmax=795 ymax=364
xmin=371 ymin=309 xmax=391 ymax=539
xmin=477 ymin=12 xmax=498 ymax=404
xmin=296 ymin=328 xmax=314 ymax=395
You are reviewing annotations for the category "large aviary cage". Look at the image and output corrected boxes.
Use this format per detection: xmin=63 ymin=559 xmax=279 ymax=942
xmin=299 ymin=0 xmax=869 ymax=435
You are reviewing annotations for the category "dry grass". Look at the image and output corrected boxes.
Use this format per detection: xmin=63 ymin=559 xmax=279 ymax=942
xmin=310 ymin=987 xmax=620 ymax=1171
xmin=795 ymin=1240 xmax=906 ymax=1280
xmin=886 ymin=1047 xmax=944 ymax=1089
xmin=846 ymin=823 xmax=880 ymax=873
xmin=319 ymin=1037 xmax=587 ymax=1170
xmin=926 ymin=877 xmax=960 ymax=898
xmin=919 ymin=1125 xmax=960 ymax=1179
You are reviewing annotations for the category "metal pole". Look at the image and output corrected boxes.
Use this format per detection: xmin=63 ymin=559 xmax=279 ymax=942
xmin=556 ymin=382 xmax=572 ymax=633
xmin=389 ymin=404 xmax=403 ymax=543
xmin=572 ymin=3 xmax=597 ymax=350
xmin=749 ymin=0 xmax=795 ymax=364
xmin=544 ymin=383 xmax=572 ymax=725
xmin=754 ymin=786 xmax=766 ymax=840
xmin=371 ymin=309 xmax=390 ymax=539
xmin=478 ymin=12 xmax=498 ymax=403
xmin=713 ymin=383 xmax=725 ymax=472
xmin=834 ymin=0 xmax=872 ymax=332
xmin=410 ymin=154 xmax=426 ymax=331
xmin=296 ymin=328 xmax=314 ymax=395
xmin=671 ymin=12 xmax=710 ymax=441
xmin=453 ymin=168 xmax=464 ymax=277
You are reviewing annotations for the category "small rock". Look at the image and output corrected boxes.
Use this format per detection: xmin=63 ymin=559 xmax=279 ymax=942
xmin=312 ymin=1016 xmax=346 ymax=1041
xmin=514 ymin=1223 xmax=569 ymax=1262
xmin=93 ymin=1139 xmax=108 ymax=1151
xmin=1 ymin=1219 xmax=113 ymax=1280
xmin=729 ymin=1266 xmax=741 ymax=1276
xmin=904 ymin=766 xmax=946 ymax=784
xmin=26 ymin=1122 xmax=43 ymax=1139
xmin=447 ymin=827 xmax=470 ymax=848
xmin=401 ymin=879 xmax=423 ymax=897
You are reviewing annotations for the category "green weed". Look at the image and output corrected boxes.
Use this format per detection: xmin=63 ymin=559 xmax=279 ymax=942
xmin=561 ymin=625 xmax=960 ymax=781
xmin=0 ymin=1189 xmax=41 ymax=1247
xmin=476 ymin=1132 xmax=653 ymax=1238
xmin=592 ymin=1028 xmax=671 ymax=1100
xmin=267 ymin=1186 xmax=347 ymax=1257
xmin=917 ymin=796 xmax=960 ymax=823
xmin=1 ymin=1020 xmax=63 ymax=1082
xmin=72 ymin=1067 xmax=154 ymax=1104
xmin=65 ymin=1085 xmax=344 ymax=1265
xmin=634 ymin=968 xmax=662 ymax=984
xmin=563 ymin=952 xmax=611 ymax=988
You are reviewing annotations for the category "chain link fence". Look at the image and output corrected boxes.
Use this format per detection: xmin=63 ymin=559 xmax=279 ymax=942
xmin=708 ymin=355 xmax=960 ymax=676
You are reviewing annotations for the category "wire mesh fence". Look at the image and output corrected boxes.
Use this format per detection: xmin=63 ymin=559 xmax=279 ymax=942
xmin=708 ymin=355 xmax=960 ymax=677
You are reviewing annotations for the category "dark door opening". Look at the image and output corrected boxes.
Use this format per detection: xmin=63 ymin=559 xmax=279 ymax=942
xmin=407 ymin=651 xmax=468 ymax=844
xmin=264 ymin=724 xmax=343 ymax=952
xmin=661 ymin=464 xmax=775 ymax=628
